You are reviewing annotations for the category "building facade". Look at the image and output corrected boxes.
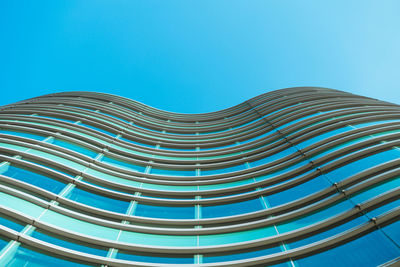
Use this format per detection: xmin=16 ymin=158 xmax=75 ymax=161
xmin=0 ymin=87 xmax=399 ymax=266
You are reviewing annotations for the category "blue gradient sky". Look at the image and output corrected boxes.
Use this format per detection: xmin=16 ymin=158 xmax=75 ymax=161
xmin=1 ymin=1 xmax=399 ymax=113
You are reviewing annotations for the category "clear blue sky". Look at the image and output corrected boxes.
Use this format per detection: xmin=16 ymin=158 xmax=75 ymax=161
xmin=1 ymin=1 xmax=399 ymax=113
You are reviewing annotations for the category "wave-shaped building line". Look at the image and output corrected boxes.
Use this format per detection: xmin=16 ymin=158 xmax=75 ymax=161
xmin=0 ymin=87 xmax=399 ymax=266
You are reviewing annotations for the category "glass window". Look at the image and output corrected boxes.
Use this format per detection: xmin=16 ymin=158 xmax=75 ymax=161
xmin=277 ymin=199 xmax=354 ymax=233
xmin=365 ymin=198 xmax=400 ymax=219
xmin=381 ymin=219 xmax=400 ymax=247
xmin=119 ymin=231 xmax=197 ymax=247
xmin=51 ymin=139 xmax=98 ymax=158
xmin=203 ymin=245 xmax=282 ymax=263
xmin=266 ymin=175 xmax=331 ymax=207
xmin=39 ymin=209 xmax=120 ymax=241
xmin=0 ymin=130 xmax=46 ymax=141
xmin=134 ymin=203 xmax=195 ymax=219
xmin=294 ymin=229 xmax=400 ymax=267
xmin=150 ymin=168 xmax=196 ymax=176
xmin=202 ymin=198 xmax=264 ymax=218
xmin=248 ymin=147 xmax=298 ymax=168
xmin=286 ymin=215 xmax=366 ymax=249
xmin=79 ymin=122 xmax=116 ymax=137
xmin=199 ymin=226 xmax=276 ymax=246
xmin=348 ymin=176 xmax=400 ymax=205
xmin=3 ymin=244 xmax=92 ymax=266
xmin=0 ymin=213 xmax=26 ymax=232
xmin=65 ymin=186 xmax=129 ymax=214
xmin=0 ymin=236 xmax=9 ymax=251
xmin=201 ymin=163 xmax=246 ymax=176
xmin=116 ymin=250 xmax=194 ymax=264
xmin=31 ymin=229 xmax=108 ymax=256
xmin=101 ymin=156 xmax=146 ymax=173
xmin=2 ymin=165 xmax=66 ymax=194
xmin=325 ymin=149 xmax=400 ymax=183
xmin=120 ymin=137 xmax=155 ymax=148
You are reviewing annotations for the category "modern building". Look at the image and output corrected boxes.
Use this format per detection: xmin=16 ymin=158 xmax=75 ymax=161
xmin=0 ymin=87 xmax=399 ymax=266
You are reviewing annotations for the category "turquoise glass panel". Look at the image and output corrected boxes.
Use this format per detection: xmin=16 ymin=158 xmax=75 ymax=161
xmin=0 ymin=236 xmax=8 ymax=251
xmin=0 ymin=130 xmax=46 ymax=141
xmin=150 ymin=168 xmax=196 ymax=176
xmin=202 ymin=198 xmax=264 ymax=218
xmin=240 ymin=129 xmax=274 ymax=144
xmin=119 ymin=231 xmax=197 ymax=247
xmin=266 ymin=175 xmax=331 ymax=207
xmin=159 ymin=146 xmax=196 ymax=151
xmin=52 ymin=139 xmax=98 ymax=158
xmin=31 ymin=229 xmax=108 ymax=256
xmin=116 ymin=250 xmax=194 ymax=264
xmin=349 ymin=176 xmax=400 ymax=205
xmin=0 ymin=213 xmax=26 ymax=232
xmin=199 ymin=226 xmax=276 ymax=246
xmin=101 ymin=156 xmax=146 ymax=172
xmin=39 ymin=209 xmax=120 ymax=240
xmin=120 ymin=137 xmax=155 ymax=148
xmin=248 ymin=147 xmax=297 ymax=168
xmin=255 ymin=158 xmax=309 ymax=183
xmin=65 ymin=187 xmax=129 ymax=214
xmin=201 ymin=163 xmax=246 ymax=176
xmin=79 ymin=122 xmax=116 ymax=137
xmin=198 ymin=177 xmax=254 ymax=190
xmin=352 ymin=119 xmax=400 ymax=128
xmin=203 ymin=245 xmax=282 ymax=263
xmin=277 ymin=199 xmax=354 ymax=233
xmin=381 ymin=219 xmax=400 ymax=246
xmin=295 ymin=126 xmax=354 ymax=150
xmin=141 ymin=182 xmax=197 ymax=191
xmin=134 ymin=203 xmax=195 ymax=219
xmin=365 ymin=198 xmax=400 ymax=218
xmin=0 ymin=192 xmax=46 ymax=218
xmin=295 ymin=230 xmax=400 ymax=267
xmin=33 ymin=115 xmax=76 ymax=123
xmin=3 ymin=245 xmax=92 ymax=266
xmin=83 ymin=168 xmax=142 ymax=187
xmin=325 ymin=149 xmax=400 ymax=183
xmin=100 ymin=112 xmax=129 ymax=123
xmin=286 ymin=215 xmax=366 ymax=249
xmin=3 ymin=165 xmax=66 ymax=194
